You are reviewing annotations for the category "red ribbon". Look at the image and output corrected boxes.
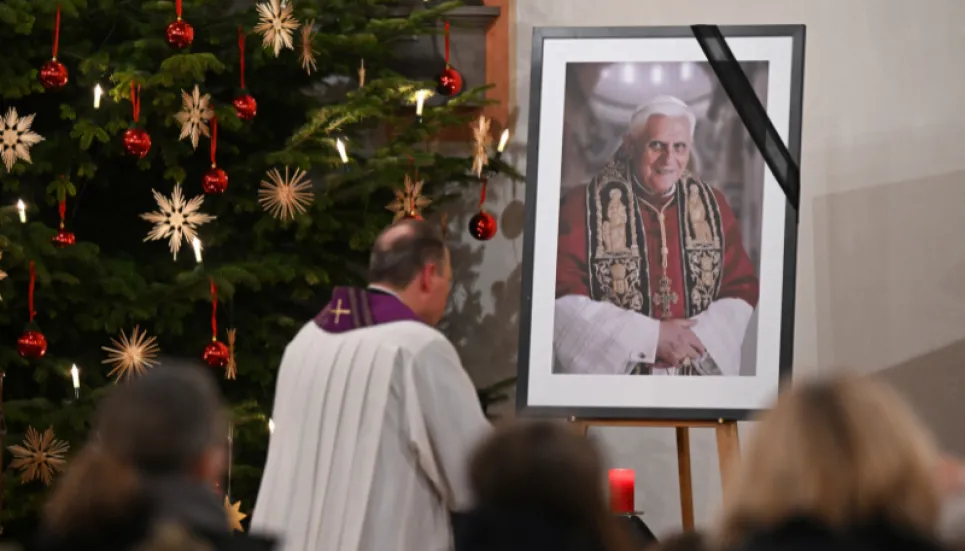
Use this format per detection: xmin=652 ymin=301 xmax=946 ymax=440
xmin=444 ymin=20 xmax=451 ymax=67
xmin=130 ymin=82 xmax=141 ymax=122
xmin=238 ymin=27 xmax=246 ymax=90
xmin=58 ymin=197 xmax=66 ymax=228
xmin=210 ymin=278 xmax=218 ymax=340
xmin=28 ymin=261 xmax=36 ymax=323
xmin=210 ymin=114 xmax=218 ymax=165
xmin=479 ymin=176 xmax=488 ymax=208
xmin=52 ymin=4 xmax=61 ymax=59
xmin=176 ymin=0 xmax=182 ymax=19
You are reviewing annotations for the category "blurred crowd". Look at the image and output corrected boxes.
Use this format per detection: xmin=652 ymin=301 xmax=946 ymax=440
xmin=23 ymin=365 xmax=965 ymax=551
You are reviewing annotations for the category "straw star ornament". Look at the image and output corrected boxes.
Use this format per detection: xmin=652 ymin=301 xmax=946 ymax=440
xmin=386 ymin=174 xmax=431 ymax=221
xmin=174 ymin=86 xmax=214 ymax=150
xmin=254 ymin=0 xmax=300 ymax=57
xmin=471 ymin=115 xmax=493 ymax=177
xmin=141 ymin=184 xmax=216 ymax=260
xmin=300 ymin=20 xmax=318 ymax=75
xmin=226 ymin=328 xmax=238 ymax=380
xmin=0 ymin=107 xmax=44 ymax=172
xmin=102 ymin=326 xmax=161 ymax=383
xmin=258 ymin=166 xmax=314 ymax=220
xmin=8 ymin=426 xmax=69 ymax=485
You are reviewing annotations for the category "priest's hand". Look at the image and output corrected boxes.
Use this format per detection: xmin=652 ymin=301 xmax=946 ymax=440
xmin=656 ymin=319 xmax=706 ymax=366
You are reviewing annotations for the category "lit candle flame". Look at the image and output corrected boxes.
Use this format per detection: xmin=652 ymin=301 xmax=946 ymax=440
xmin=70 ymin=364 xmax=80 ymax=399
xmin=268 ymin=419 xmax=276 ymax=434
xmin=415 ymin=90 xmax=430 ymax=117
xmin=94 ymin=84 xmax=104 ymax=109
xmin=336 ymin=138 xmax=349 ymax=164
xmin=192 ymin=237 xmax=203 ymax=264
xmin=497 ymin=129 xmax=510 ymax=153
xmin=17 ymin=199 xmax=26 ymax=223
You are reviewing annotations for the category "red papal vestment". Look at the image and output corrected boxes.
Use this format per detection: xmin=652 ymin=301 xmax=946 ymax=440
xmin=553 ymin=150 xmax=759 ymax=376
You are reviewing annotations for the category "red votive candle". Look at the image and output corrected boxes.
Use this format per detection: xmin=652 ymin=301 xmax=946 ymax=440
xmin=608 ymin=468 xmax=635 ymax=514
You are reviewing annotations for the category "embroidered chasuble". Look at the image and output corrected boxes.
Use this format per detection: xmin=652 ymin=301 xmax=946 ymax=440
xmin=554 ymin=149 xmax=759 ymax=376
xmin=251 ymin=287 xmax=491 ymax=551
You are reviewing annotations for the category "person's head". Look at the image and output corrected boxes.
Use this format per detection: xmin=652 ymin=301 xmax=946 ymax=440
xmin=96 ymin=363 xmax=229 ymax=483
xmin=368 ymin=219 xmax=451 ymax=326
xmin=465 ymin=421 xmax=633 ymax=551
xmin=645 ymin=531 xmax=706 ymax=551
xmin=624 ymin=95 xmax=696 ymax=195
xmin=716 ymin=376 xmax=943 ymax=547
xmin=43 ymin=364 xmax=228 ymax=536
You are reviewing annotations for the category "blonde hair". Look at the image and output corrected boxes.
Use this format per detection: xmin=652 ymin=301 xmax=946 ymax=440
xmin=715 ymin=376 xmax=942 ymax=548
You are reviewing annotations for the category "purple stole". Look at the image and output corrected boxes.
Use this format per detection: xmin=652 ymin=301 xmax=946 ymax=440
xmin=314 ymin=287 xmax=420 ymax=333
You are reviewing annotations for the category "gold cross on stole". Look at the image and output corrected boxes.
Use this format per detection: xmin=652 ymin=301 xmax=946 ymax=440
xmin=653 ymin=276 xmax=678 ymax=319
xmin=330 ymin=299 xmax=351 ymax=323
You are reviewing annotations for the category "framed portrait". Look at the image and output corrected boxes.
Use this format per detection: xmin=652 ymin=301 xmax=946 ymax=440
xmin=516 ymin=26 xmax=805 ymax=420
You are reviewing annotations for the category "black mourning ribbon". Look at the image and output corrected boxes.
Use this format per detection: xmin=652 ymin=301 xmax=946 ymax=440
xmin=691 ymin=25 xmax=801 ymax=215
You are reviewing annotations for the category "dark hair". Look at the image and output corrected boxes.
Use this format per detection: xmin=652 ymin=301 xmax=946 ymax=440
xmin=462 ymin=421 xmax=635 ymax=551
xmin=43 ymin=363 xmax=227 ymax=538
xmin=646 ymin=531 xmax=706 ymax=551
xmin=367 ymin=219 xmax=446 ymax=288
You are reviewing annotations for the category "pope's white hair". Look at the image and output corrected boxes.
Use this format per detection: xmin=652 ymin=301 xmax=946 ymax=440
xmin=627 ymin=95 xmax=697 ymax=139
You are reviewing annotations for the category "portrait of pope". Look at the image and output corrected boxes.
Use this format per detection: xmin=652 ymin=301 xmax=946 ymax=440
xmin=553 ymin=94 xmax=761 ymax=376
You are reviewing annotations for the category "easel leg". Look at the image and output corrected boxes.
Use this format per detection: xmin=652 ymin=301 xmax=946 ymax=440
xmin=715 ymin=421 xmax=740 ymax=496
xmin=675 ymin=427 xmax=695 ymax=531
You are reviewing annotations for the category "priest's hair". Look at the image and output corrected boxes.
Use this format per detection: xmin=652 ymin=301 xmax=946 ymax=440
xmin=627 ymin=95 xmax=696 ymax=139
xmin=368 ymin=219 xmax=446 ymax=288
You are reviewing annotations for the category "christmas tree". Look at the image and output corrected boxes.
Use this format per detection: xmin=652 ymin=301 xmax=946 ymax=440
xmin=0 ymin=0 xmax=511 ymax=538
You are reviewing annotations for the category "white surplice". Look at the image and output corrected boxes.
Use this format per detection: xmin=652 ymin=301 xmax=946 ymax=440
xmin=250 ymin=320 xmax=491 ymax=551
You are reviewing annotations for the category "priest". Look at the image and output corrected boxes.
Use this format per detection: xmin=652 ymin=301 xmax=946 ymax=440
xmin=250 ymin=219 xmax=491 ymax=551
xmin=554 ymin=95 xmax=760 ymax=376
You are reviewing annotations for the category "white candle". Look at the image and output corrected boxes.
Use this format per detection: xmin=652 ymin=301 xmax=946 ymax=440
xmin=268 ymin=419 xmax=276 ymax=434
xmin=336 ymin=138 xmax=348 ymax=164
xmin=94 ymin=84 xmax=104 ymax=109
xmin=192 ymin=237 xmax=203 ymax=263
xmin=415 ymin=90 xmax=429 ymax=117
xmin=17 ymin=199 xmax=26 ymax=223
xmin=497 ymin=129 xmax=510 ymax=153
xmin=70 ymin=364 xmax=80 ymax=398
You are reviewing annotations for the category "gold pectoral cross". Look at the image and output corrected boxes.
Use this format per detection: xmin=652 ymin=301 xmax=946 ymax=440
xmin=653 ymin=275 xmax=678 ymax=319
xmin=330 ymin=299 xmax=351 ymax=324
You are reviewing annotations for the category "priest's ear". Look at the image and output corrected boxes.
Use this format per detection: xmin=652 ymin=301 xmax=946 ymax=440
xmin=417 ymin=260 xmax=439 ymax=291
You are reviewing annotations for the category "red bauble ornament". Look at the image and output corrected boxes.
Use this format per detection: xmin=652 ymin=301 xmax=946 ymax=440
xmin=436 ymin=66 xmax=463 ymax=97
xmin=52 ymin=228 xmax=76 ymax=248
xmin=123 ymin=128 xmax=152 ymax=158
xmin=17 ymin=330 xmax=48 ymax=359
xmin=203 ymin=340 xmax=230 ymax=368
xmin=233 ymin=94 xmax=257 ymax=121
xmin=202 ymin=167 xmax=229 ymax=194
xmin=403 ymin=211 xmax=423 ymax=221
xmin=468 ymin=210 xmax=497 ymax=241
xmin=39 ymin=59 xmax=68 ymax=90
xmin=166 ymin=19 xmax=194 ymax=49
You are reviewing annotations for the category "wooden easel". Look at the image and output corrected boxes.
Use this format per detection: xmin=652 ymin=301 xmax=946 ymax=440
xmin=571 ymin=418 xmax=740 ymax=531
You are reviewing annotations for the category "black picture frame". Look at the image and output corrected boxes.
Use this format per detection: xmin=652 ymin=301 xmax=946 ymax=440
xmin=516 ymin=25 xmax=806 ymax=420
